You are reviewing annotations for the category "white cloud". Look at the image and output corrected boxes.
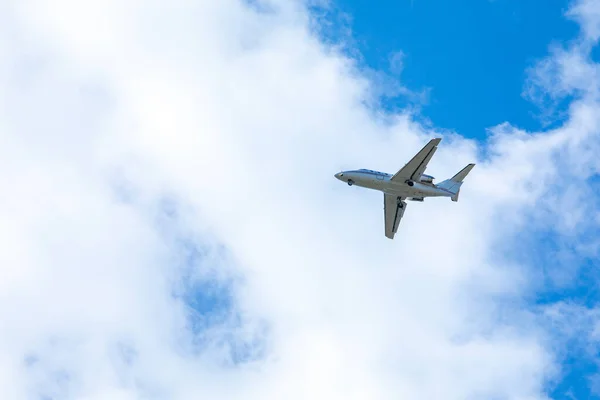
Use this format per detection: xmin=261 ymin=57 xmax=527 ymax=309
xmin=567 ymin=0 xmax=600 ymax=43
xmin=1 ymin=0 xmax=600 ymax=399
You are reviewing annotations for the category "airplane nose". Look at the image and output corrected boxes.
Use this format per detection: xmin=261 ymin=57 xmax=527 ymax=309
xmin=335 ymin=172 xmax=344 ymax=180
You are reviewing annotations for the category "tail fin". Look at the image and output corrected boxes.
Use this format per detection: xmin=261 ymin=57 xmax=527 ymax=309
xmin=437 ymin=163 xmax=475 ymax=202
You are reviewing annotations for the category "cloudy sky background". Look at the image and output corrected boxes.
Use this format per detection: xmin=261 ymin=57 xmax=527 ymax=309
xmin=2 ymin=0 xmax=600 ymax=398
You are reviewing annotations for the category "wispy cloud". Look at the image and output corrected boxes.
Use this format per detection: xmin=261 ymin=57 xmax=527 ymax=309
xmin=1 ymin=0 xmax=600 ymax=398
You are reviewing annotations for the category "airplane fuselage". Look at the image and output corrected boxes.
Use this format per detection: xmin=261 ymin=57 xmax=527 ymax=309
xmin=334 ymin=169 xmax=453 ymax=198
xmin=333 ymin=138 xmax=474 ymax=239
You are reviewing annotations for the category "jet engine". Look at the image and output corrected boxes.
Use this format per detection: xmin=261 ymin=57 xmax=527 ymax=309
xmin=419 ymin=174 xmax=435 ymax=183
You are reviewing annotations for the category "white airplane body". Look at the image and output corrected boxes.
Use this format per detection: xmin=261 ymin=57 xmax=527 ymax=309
xmin=334 ymin=138 xmax=475 ymax=239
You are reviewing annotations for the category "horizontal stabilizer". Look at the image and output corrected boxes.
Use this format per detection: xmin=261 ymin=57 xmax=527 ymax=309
xmin=449 ymin=163 xmax=475 ymax=183
xmin=437 ymin=163 xmax=475 ymax=201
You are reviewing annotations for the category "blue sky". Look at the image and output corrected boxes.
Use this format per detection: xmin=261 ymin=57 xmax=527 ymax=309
xmin=5 ymin=0 xmax=600 ymax=398
xmin=327 ymin=0 xmax=596 ymax=398
xmin=330 ymin=0 xmax=578 ymax=138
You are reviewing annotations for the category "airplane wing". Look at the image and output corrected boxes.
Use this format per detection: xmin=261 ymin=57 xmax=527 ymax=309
xmin=390 ymin=138 xmax=442 ymax=182
xmin=384 ymin=194 xmax=407 ymax=239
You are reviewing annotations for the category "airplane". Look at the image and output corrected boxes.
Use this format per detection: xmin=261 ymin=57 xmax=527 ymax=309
xmin=334 ymin=138 xmax=475 ymax=239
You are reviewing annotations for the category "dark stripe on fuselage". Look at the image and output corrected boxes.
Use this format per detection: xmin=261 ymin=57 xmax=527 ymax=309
xmin=437 ymin=186 xmax=454 ymax=195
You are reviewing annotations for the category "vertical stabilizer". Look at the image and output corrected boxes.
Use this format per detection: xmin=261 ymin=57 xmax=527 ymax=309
xmin=436 ymin=163 xmax=475 ymax=202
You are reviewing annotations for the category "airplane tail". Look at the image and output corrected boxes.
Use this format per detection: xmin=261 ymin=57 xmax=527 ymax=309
xmin=437 ymin=163 xmax=475 ymax=202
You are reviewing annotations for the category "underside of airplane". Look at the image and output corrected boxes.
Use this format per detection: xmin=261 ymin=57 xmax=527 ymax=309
xmin=334 ymin=138 xmax=475 ymax=239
